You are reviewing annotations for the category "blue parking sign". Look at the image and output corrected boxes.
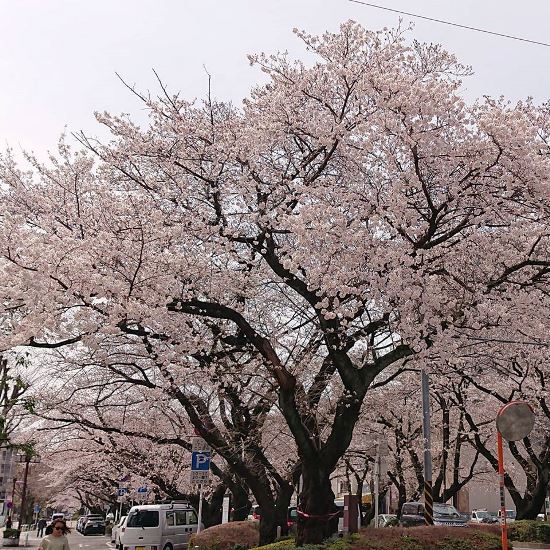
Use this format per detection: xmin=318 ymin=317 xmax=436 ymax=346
xmin=191 ymin=451 xmax=211 ymax=471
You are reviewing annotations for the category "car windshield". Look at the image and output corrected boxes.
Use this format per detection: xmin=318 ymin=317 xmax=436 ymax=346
xmin=506 ymin=510 xmax=516 ymax=518
xmin=434 ymin=504 xmax=459 ymax=516
xmin=127 ymin=510 xmax=159 ymax=528
xmin=476 ymin=511 xmax=490 ymax=518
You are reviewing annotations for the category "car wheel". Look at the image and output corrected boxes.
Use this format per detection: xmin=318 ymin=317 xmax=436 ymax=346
xmin=163 ymin=544 xmax=173 ymax=550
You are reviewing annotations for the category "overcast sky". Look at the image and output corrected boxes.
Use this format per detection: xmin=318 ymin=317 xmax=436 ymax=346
xmin=2 ymin=0 xmax=550 ymax=155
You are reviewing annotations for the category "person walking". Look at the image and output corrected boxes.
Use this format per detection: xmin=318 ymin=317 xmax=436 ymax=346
xmin=5 ymin=516 xmax=12 ymax=529
xmin=37 ymin=518 xmax=47 ymax=538
xmin=39 ymin=519 xmax=71 ymax=550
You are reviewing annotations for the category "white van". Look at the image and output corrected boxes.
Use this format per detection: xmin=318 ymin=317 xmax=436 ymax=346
xmin=121 ymin=503 xmax=201 ymax=550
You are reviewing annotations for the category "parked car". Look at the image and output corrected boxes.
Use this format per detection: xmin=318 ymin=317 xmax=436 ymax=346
xmin=112 ymin=515 xmax=127 ymax=549
xmin=51 ymin=513 xmax=65 ymax=522
xmin=377 ymin=514 xmax=398 ymax=527
xmin=76 ymin=516 xmax=86 ymax=532
xmin=83 ymin=515 xmax=106 ymax=535
xmin=76 ymin=516 xmax=92 ymax=532
xmin=247 ymin=505 xmax=298 ymax=530
xmin=400 ymin=502 xmax=468 ymax=527
xmin=286 ymin=507 xmax=298 ymax=530
xmin=470 ymin=509 xmax=498 ymax=524
xmin=247 ymin=505 xmax=261 ymax=521
xmin=123 ymin=502 xmax=202 ymax=550
xmin=497 ymin=509 xmax=516 ymax=523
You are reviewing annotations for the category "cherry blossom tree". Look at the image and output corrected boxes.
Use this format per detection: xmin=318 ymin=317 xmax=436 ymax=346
xmin=2 ymin=21 xmax=550 ymax=544
xmin=450 ymin=352 xmax=550 ymax=519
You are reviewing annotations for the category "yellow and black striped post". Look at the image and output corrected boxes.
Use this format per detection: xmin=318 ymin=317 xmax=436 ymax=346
xmin=424 ymin=480 xmax=434 ymax=525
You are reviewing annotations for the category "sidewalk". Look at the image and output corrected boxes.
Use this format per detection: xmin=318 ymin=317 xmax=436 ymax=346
xmin=17 ymin=531 xmax=41 ymax=547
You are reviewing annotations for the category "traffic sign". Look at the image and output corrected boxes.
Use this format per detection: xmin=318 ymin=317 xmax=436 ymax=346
xmin=137 ymin=486 xmax=148 ymax=493
xmin=191 ymin=437 xmax=210 ymax=453
xmin=190 ymin=470 xmax=210 ymax=484
xmin=33 ymin=504 xmax=40 ymax=514
xmin=117 ymin=487 xmax=128 ymax=496
xmin=191 ymin=451 xmax=211 ymax=471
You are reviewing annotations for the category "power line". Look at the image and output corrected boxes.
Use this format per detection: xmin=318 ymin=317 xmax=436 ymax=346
xmin=348 ymin=0 xmax=550 ymax=48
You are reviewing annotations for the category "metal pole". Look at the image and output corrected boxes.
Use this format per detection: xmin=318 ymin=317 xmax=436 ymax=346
xmin=421 ymin=370 xmax=433 ymax=525
xmin=10 ymin=477 xmax=17 ymax=518
xmin=497 ymin=431 xmax=509 ymax=550
xmin=374 ymin=448 xmax=379 ymax=528
xmin=196 ymin=485 xmax=204 ymax=534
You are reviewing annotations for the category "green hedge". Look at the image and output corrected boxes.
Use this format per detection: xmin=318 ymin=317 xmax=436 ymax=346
xmin=251 ymin=527 xmax=502 ymax=550
xmin=250 ymin=535 xmax=358 ymax=550
xmin=508 ymin=520 xmax=550 ymax=543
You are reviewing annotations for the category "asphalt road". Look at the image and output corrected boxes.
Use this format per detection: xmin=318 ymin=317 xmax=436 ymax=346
xmin=24 ymin=528 xmax=113 ymax=550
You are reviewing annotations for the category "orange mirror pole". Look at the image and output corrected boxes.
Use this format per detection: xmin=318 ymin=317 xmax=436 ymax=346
xmin=497 ymin=430 xmax=509 ymax=550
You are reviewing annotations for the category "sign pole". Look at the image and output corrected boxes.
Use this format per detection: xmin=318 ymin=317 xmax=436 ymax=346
xmin=497 ymin=430 xmax=509 ymax=550
xmin=495 ymin=400 xmax=536 ymax=550
xmin=197 ymin=484 xmax=203 ymax=534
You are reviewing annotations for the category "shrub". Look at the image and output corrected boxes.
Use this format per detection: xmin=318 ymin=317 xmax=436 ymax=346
xmin=189 ymin=521 xmax=259 ymax=550
xmin=2 ymin=529 xmax=20 ymax=539
xmin=508 ymin=520 xmax=550 ymax=543
xmin=347 ymin=526 xmax=501 ymax=550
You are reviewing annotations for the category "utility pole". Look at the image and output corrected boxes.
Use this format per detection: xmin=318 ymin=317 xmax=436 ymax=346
xmin=19 ymin=456 xmax=30 ymax=528
xmin=421 ymin=371 xmax=433 ymax=525
xmin=16 ymin=450 xmax=40 ymax=528
xmin=10 ymin=477 xmax=17 ymax=520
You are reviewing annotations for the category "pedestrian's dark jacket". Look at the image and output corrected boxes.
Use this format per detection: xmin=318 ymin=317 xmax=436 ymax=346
xmin=38 ymin=519 xmax=47 ymax=528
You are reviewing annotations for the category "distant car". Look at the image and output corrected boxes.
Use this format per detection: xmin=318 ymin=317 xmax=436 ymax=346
xmin=287 ymin=507 xmax=298 ymax=530
xmin=470 ymin=510 xmax=498 ymax=524
xmin=247 ymin=505 xmax=261 ymax=521
xmin=82 ymin=515 xmax=106 ymax=535
xmin=377 ymin=514 xmax=398 ymax=527
xmin=497 ymin=509 xmax=516 ymax=523
xmin=51 ymin=513 xmax=65 ymax=522
xmin=400 ymin=502 xmax=468 ymax=527
xmin=111 ymin=515 xmax=127 ymax=549
xmin=76 ymin=517 xmax=85 ymax=532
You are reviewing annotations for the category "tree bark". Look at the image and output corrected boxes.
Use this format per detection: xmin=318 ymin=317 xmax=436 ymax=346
xmin=296 ymin=463 xmax=338 ymax=545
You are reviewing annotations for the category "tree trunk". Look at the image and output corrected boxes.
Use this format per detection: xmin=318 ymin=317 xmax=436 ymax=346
xmin=296 ymin=463 xmax=337 ymax=545
xmin=275 ymin=481 xmax=294 ymax=536
xmin=230 ymin=484 xmax=251 ymax=522
xmin=203 ymin=484 xmax=225 ymax=527
xmin=515 ymin=467 xmax=550 ymax=520
xmin=258 ymin=502 xmax=278 ymax=546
